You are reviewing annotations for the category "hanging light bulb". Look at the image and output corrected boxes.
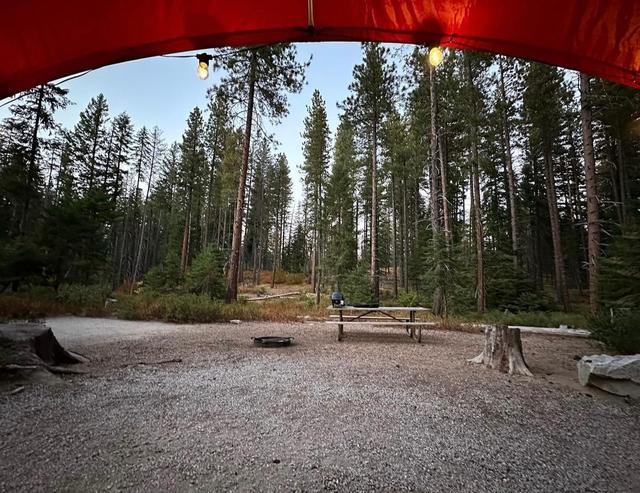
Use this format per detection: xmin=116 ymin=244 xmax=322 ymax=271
xmin=428 ymin=47 xmax=444 ymax=67
xmin=196 ymin=53 xmax=213 ymax=80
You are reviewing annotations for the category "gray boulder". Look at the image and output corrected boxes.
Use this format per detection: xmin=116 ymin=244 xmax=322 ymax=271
xmin=577 ymin=354 xmax=640 ymax=398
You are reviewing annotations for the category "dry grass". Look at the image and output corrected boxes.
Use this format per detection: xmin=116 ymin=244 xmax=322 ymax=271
xmin=0 ymin=292 xmax=107 ymax=320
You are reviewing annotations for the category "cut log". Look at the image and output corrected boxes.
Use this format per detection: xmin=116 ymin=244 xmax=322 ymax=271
xmin=509 ymin=325 xmax=590 ymax=338
xmin=470 ymin=325 xmax=533 ymax=376
xmin=246 ymin=291 xmax=301 ymax=301
xmin=0 ymin=323 xmax=87 ymax=382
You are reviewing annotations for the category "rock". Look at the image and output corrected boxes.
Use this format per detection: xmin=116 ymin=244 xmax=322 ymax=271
xmin=577 ymin=354 xmax=640 ymax=398
xmin=230 ymin=319 xmax=241 ymax=325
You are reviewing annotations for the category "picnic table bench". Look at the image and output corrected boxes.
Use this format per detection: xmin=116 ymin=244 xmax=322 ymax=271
xmin=327 ymin=306 xmax=433 ymax=342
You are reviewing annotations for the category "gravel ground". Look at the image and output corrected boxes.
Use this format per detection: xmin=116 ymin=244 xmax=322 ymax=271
xmin=1 ymin=317 xmax=639 ymax=492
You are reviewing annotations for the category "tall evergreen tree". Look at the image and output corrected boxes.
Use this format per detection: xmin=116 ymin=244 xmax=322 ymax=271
xmin=0 ymin=84 xmax=70 ymax=235
xmin=72 ymin=94 xmax=109 ymax=195
xmin=301 ymin=90 xmax=331 ymax=300
xmin=178 ymin=108 xmax=207 ymax=274
xmin=217 ymin=44 xmax=307 ymax=302
xmin=342 ymin=43 xmax=396 ymax=301
xmin=523 ymin=62 xmax=571 ymax=311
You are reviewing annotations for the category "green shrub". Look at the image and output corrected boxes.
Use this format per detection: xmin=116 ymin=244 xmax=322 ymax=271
xmin=144 ymin=252 xmax=182 ymax=292
xmin=341 ymin=266 xmax=371 ymax=304
xmin=396 ymin=291 xmax=424 ymax=307
xmin=588 ymin=310 xmax=640 ymax=354
xmin=163 ymin=293 xmax=223 ymax=323
xmin=56 ymin=284 xmax=111 ymax=310
xmin=184 ymin=246 xmax=226 ymax=299
xmin=115 ymin=293 xmax=223 ymax=323
xmin=21 ymin=285 xmax=57 ymax=300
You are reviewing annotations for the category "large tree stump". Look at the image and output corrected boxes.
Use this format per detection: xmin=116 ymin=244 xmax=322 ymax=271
xmin=0 ymin=323 xmax=88 ymax=383
xmin=470 ymin=325 xmax=533 ymax=376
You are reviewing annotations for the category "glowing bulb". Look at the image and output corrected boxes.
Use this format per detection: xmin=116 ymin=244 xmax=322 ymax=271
xmin=197 ymin=61 xmax=209 ymax=80
xmin=428 ymin=47 xmax=443 ymax=67
xmin=196 ymin=53 xmax=213 ymax=80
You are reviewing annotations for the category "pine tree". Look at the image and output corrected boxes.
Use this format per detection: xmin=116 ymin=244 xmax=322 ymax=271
xmin=326 ymin=117 xmax=358 ymax=291
xmin=202 ymin=86 xmax=231 ymax=247
xmin=218 ymin=44 xmax=307 ymax=302
xmin=580 ymin=73 xmax=600 ymax=314
xmin=72 ymin=94 xmax=109 ymax=195
xmin=342 ymin=43 xmax=396 ymax=301
xmin=523 ymin=62 xmax=571 ymax=311
xmin=178 ymin=108 xmax=207 ymax=274
xmin=131 ymin=127 xmax=165 ymax=291
xmin=0 ymin=84 xmax=70 ymax=235
xmin=464 ymin=52 xmax=488 ymax=313
xmin=268 ymin=153 xmax=293 ymax=287
xmin=106 ymin=113 xmax=134 ymax=203
xmin=301 ymin=90 xmax=331 ymax=300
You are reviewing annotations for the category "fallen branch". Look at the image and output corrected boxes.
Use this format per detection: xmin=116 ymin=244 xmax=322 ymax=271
xmin=2 ymin=363 xmax=87 ymax=375
xmin=123 ymin=358 xmax=183 ymax=367
xmin=8 ymin=385 xmax=24 ymax=395
xmin=246 ymin=291 xmax=301 ymax=302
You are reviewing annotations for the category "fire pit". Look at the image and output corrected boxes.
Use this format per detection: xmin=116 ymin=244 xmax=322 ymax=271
xmin=252 ymin=336 xmax=294 ymax=347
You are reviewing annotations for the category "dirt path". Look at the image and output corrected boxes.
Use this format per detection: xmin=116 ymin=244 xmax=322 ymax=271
xmin=1 ymin=318 xmax=638 ymax=492
xmin=46 ymin=316 xmax=186 ymax=344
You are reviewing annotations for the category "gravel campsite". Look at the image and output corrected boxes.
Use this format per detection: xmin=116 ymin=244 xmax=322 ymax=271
xmin=1 ymin=317 xmax=638 ymax=492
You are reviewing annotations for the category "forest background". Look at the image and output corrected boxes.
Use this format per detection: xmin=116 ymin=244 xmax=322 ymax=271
xmin=1 ymin=43 xmax=638 ymax=352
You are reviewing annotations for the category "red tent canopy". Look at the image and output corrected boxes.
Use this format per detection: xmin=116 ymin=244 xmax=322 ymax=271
xmin=1 ymin=0 xmax=639 ymax=98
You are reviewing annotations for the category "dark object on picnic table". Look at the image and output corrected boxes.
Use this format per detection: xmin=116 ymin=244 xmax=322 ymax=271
xmin=331 ymin=292 xmax=345 ymax=308
xmin=252 ymin=336 xmax=294 ymax=347
xmin=352 ymin=302 xmax=380 ymax=308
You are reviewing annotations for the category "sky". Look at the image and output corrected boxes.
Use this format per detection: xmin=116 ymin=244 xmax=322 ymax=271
xmin=0 ymin=42 xmax=369 ymax=202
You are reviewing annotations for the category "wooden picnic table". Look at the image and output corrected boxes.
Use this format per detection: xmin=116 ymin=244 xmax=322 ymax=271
xmin=327 ymin=306 xmax=432 ymax=342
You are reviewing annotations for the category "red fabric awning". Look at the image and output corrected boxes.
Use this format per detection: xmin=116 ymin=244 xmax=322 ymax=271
xmin=1 ymin=0 xmax=639 ymax=98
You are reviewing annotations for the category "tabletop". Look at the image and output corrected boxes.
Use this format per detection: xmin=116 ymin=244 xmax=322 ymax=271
xmin=328 ymin=306 xmax=431 ymax=311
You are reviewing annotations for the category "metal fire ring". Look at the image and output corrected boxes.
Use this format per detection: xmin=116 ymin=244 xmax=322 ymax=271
xmin=252 ymin=336 xmax=294 ymax=347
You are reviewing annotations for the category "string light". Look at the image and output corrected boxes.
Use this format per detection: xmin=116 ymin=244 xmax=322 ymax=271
xmin=196 ymin=53 xmax=213 ymax=80
xmin=428 ymin=47 xmax=444 ymax=67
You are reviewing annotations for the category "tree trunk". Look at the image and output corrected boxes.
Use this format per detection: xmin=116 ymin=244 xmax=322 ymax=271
xmin=580 ymin=73 xmax=600 ymax=314
xmin=131 ymin=139 xmax=158 ymax=292
xmin=465 ymin=54 xmax=486 ymax=314
xmin=180 ymin=208 xmax=192 ymax=274
xmin=226 ymin=50 xmax=257 ymax=302
xmin=270 ymin=203 xmax=279 ymax=289
xmin=19 ymin=85 xmax=45 ymax=235
xmin=543 ymin=148 xmax=570 ymax=311
xmin=438 ymin=134 xmax=452 ymax=252
xmin=402 ymin=178 xmax=408 ymax=292
xmin=391 ymin=173 xmax=398 ymax=298
xmin=370 ymin=123 xmax=379 ymax=301
xmin=429 ymin=65 xmax=445 ymax=315
xmin=499 ymin=58 xmax=519 ymax=269
xmin=470 ymin=325 xmax=533 ymax=377
xmin=615 ymin=136 xmax=627 ymax=225
xmin=316 ymin=192 xmax=323 ymax=305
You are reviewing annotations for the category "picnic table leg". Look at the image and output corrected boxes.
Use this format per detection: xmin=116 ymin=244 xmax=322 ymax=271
xmin=410 ymin=311 xmax=415 ymax=338
xmin=418 ymin=325 xmax=422 ymax=343
xmin=338 ymin=310 xmax=344 ymax=341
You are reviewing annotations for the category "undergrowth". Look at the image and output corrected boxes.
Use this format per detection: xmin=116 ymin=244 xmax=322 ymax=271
xmin=0 ymin=283 xmax=589 ymax=329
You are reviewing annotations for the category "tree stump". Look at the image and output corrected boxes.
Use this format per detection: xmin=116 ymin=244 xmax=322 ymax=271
xmin=0 ymin=323 xmax=88 ymax=383
xmin=470 ymin=325 xmax=533 ymax=376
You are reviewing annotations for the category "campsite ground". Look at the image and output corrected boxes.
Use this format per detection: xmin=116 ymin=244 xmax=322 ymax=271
xmin=1 ymin=317 xmax=639 ymax=492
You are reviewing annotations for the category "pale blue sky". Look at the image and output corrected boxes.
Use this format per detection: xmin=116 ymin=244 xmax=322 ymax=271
xmin=1 ymin=42 xmax=369 ymax=201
